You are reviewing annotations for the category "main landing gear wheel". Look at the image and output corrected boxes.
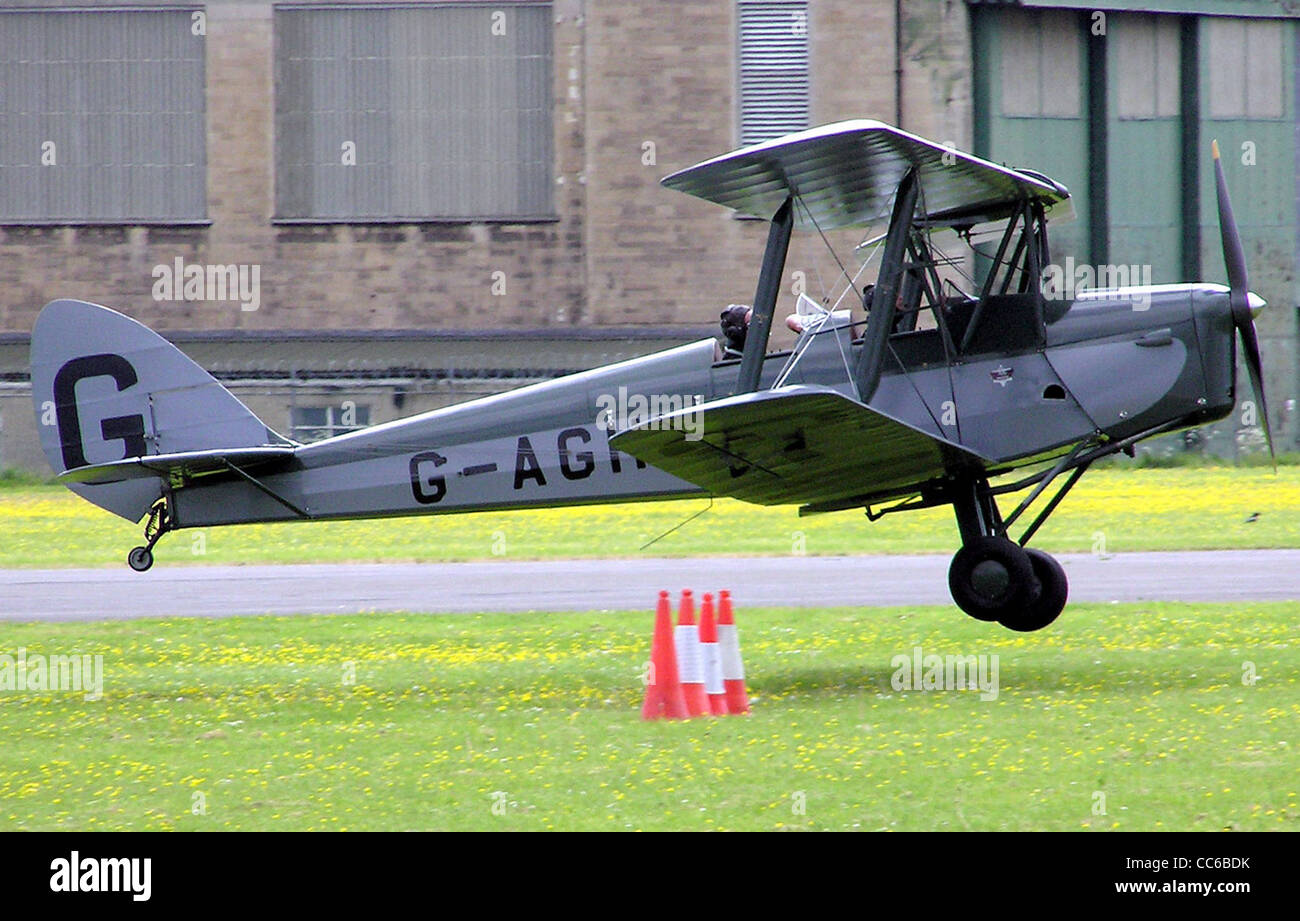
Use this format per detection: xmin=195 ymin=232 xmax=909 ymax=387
xmin=999 ymin=549 xmax=1068 ymax=633
xmin=945 ymin=470 xmax=1078 ymax=631
xmin=948 ymin=536 xmax=1038 ymax=622
xmin=127 ymin=546 xmax=154 ymax=572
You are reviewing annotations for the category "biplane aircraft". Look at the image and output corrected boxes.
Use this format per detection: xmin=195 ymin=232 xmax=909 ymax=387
xmin=31 ymin=120 xmax=1270 ymax=632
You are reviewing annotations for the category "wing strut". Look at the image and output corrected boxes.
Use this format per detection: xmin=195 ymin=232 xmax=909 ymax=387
xmin=736 ymin=196 xmax=793 ymax=395
xmin=219 ymin=459 xmax=312 ymax=519
xmin=853 ymin=167 xmax=919 ymax=402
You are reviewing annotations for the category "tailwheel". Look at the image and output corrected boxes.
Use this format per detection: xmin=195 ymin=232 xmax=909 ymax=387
xmin=998 ymin=549 xmax=1068 ymax=632
xmin=127 ymin=498 xmax=171 ymax=573
xmin=127 ymin=546 xmax=154 ymax=572
xmin=948 ymin=536 xmax=1038 ymax=622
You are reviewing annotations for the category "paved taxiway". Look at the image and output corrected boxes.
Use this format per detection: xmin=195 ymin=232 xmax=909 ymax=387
xmin=1 ymin=550 xmax=1297 ymax=621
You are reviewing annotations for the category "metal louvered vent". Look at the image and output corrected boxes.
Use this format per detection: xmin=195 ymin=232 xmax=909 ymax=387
xmin=275 ymin=3 xmax=553 ymax=222
xmin=0 ymin=8 xmax=206 ymax=223
xmin=737 ymin=1 xmax=810 ymax=147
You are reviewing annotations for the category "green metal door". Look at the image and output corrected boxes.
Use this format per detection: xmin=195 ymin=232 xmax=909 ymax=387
xmin=1106 ymin=12 xmax=1185 ymax=284
xmin=972 ymin=5 xmax=1091 ymax=272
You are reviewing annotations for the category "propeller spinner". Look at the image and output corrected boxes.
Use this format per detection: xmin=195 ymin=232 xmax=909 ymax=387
xmin=1211 ymin=139 xmax=1274 ymax=463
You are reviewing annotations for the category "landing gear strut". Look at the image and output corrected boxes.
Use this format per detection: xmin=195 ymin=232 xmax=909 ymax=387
xmin=946 ymin=475 xmax=1068 ymax=632
xmin=128 ymin=498 xmax=172 ymax=572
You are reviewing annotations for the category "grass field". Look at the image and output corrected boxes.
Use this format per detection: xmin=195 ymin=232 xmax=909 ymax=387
xmin=0 ymin=601 xmax=1294 ymax=831
xmin=3 ymin=466 xmax=1300 ymax=568
xmin=3 ymin=467 xmax=1295 ymax=832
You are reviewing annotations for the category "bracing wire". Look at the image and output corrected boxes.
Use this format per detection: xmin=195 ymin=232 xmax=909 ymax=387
xmin=639 ymin=497 xmax=715 ymax=551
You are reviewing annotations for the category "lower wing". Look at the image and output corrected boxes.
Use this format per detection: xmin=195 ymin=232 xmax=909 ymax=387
xmin=610 ymin=384 xmax=988 ymax=510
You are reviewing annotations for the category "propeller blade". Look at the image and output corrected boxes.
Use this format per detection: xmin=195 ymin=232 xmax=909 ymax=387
xmin=1212 ymin=139 xmax=1274 ymax=466
xmin=1211 ymin=140 xmax=1249 ymax=314
xmin=1237 ymin=310 xmax=1275 ymax=463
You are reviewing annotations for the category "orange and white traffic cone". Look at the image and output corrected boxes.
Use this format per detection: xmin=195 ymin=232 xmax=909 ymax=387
xmin=699 ymin=593 xmax=730 ymax=716
xmin=674 ymin=589 xmax=709 ymax=718
xmin=717 ymin=589 xmax=750 ymax=714
xmin=641 ymin=590 xmax=689 ymax=720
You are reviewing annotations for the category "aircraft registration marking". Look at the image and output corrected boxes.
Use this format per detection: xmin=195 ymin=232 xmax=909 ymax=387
xmin=407 ymin=426 xmax=647 ymax=506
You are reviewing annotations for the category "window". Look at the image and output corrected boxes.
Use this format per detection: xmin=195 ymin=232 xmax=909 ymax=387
xmin=1208 ymin=17 xmax=1284 ymax=118
xmin=0 ymin=8 xmax=206 ymax=223
xmin=274 ymin=3 xmax=553 ymax=221
xmin=737 ymin=1 xmax=810 ymax=146
xmin=1115 ymin=13 xmax=1180 ymax=119
xmin=999 ymin=8 xmax=1081 ymax=118
xmin=291 ymin=402 xmax=371 ymax=442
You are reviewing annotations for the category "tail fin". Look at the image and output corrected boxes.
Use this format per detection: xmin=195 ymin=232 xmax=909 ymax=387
xmin=30 ymin=299 xmax=289 ymax=521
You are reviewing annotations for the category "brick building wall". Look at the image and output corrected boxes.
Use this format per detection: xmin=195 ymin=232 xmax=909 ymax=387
xmin=0 ymin=0 xmax=979 ymax=473
xmin=0 ymin=0 xmax=967 ymax=338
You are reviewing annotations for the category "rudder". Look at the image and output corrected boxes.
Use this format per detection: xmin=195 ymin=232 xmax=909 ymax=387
xmin=30 ymin=299 xmax=288 ymax=521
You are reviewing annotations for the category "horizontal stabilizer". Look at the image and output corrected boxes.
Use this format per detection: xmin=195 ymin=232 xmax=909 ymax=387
xmin=57 ymin=446 xmax=296 ymax=485
xmin=610 ymin=385 xmax=985 ymax=507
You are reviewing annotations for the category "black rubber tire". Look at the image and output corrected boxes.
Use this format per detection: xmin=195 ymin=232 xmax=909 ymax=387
xmin=127 ymin=546 xmax=153 ymax=572
xmin=948 ymin=536 xmax=1036 ymax=621
xmin=1000 ymin=549 xmax=1068 ymax=632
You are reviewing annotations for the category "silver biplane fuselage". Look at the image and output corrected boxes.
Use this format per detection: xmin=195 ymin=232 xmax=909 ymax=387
xmin=168 ymin=280 xmax=1242 ymax=526
xmin=31 ymin=122 xmax=1268 ymax=631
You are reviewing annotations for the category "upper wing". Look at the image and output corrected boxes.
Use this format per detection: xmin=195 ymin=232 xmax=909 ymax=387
xmin=609 ymin=384 xmax=988 ymax=509
xmin=661 ymin=119 xmax=1072 ymax=231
